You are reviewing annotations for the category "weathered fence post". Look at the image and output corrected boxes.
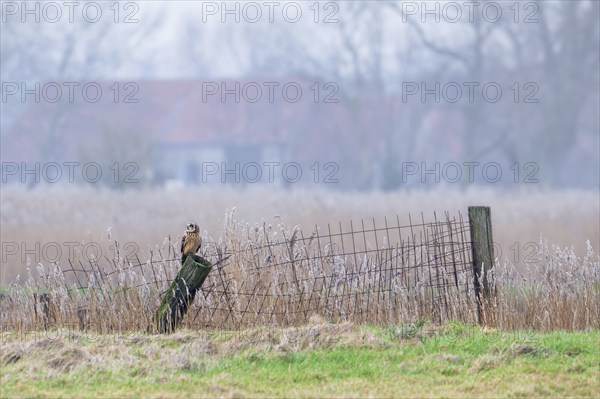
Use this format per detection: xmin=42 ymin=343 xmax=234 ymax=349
xmin=153 ymin=254 xmax=213 ymax=333
xmin=468 ymin=206 xmax=495 ymax=324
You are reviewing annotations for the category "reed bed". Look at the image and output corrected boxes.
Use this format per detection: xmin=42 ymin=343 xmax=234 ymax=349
xmin=1 ymin=209 xmax=598 ymax=333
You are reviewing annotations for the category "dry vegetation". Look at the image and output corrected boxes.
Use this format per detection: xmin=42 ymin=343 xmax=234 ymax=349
xmin=1 ymin=207 xmax=478 ymax=332
xmin=0 ymin=186 xmax=598 ymax=333
xmin=480 ymin=239 xmax=599 ymax=330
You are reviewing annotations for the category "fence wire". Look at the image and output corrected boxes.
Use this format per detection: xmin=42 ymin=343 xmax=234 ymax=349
xmin=1 ymin=211 xmax=478 ymax=332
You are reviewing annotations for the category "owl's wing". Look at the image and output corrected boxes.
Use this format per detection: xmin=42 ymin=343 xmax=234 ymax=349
xmin=180 ymin=235 xmax=185 ymax=255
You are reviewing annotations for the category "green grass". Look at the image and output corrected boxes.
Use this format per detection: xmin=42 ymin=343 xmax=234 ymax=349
xmin=1 ymin=323 xmax=599 ymax=398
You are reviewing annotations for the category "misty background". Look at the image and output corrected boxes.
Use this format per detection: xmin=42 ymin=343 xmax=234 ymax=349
xmin=1 ymin=0 xmax=599 ymax=191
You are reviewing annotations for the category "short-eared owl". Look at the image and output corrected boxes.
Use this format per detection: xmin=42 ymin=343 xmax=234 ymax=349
xmin=181 ymin=222 xmax=202 ymax=264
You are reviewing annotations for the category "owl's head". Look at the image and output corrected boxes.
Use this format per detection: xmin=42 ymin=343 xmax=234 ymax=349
xmin=186 ymin=222 xmax=199 ymax=233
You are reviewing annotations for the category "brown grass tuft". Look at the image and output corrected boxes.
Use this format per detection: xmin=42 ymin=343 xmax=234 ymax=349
xmin=48 ymin=346 xmax=89 ymax=372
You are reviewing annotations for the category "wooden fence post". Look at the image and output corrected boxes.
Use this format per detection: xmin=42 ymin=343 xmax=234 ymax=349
xmin=468 ymin=206 xmax=495 ymax=324
xmin=153 ymin=254 xmax=213 ymax=334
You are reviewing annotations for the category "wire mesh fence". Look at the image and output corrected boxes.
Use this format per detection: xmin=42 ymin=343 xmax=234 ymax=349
xmin=1 ymin=211 xmax=479 ymax=332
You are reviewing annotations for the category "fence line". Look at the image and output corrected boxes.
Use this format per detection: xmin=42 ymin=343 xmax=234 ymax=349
xmin=1 ymin=210 xmax=480 ymax=332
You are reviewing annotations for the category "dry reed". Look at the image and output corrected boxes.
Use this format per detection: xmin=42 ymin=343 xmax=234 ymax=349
xmin=1 ymin=208 xmax=598 ymax=333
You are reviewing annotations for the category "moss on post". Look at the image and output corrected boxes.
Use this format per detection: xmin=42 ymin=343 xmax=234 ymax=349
xmin=153 ymin=254 xmax=212 ymax=334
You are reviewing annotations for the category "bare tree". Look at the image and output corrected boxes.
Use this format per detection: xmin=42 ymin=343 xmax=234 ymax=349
xmin=529 ymin=1 xmax=598 ymax=185
xmin=226 ymin=1 xmax=434 ymax=190
xmin=391 ymin=0 xmax=599 ymax=187
xmin=1 ymin=1 xmax=164 ymax=163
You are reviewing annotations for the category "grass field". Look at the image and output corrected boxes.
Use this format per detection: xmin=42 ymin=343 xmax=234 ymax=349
xmin=1 ymin=321 xmax=598 ymax=398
